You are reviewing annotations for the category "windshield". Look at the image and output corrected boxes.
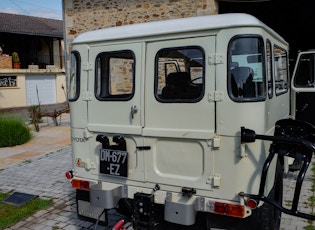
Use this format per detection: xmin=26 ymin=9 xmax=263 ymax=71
xmin=294 ymin=53 xmax=315 ymax=88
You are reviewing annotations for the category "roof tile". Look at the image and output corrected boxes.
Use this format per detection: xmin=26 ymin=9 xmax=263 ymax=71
xmin=0 ymin=12 xmax=63 ymax=37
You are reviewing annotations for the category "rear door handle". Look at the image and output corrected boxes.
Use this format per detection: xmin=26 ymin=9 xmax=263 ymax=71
xmin=131 ymin=105 xmax=138 ymax=119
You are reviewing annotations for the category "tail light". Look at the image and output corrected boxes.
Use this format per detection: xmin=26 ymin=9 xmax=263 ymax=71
xmin=65 ymin=170 xmax=73 ymax=179
xmin=246 ymin=199 xmax=258 ymax=209
xmin=213 ymin=202 xmax=246 ymax=218
xmin=71 ymin=178 xmax=90 ymax=190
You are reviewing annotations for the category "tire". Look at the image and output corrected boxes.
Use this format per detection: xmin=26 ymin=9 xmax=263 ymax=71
xmin=249 ymin=159 xmax=283 ymax=230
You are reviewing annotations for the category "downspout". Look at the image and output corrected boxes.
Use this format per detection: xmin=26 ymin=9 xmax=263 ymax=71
xmin=59 ymin=39 xmax=63 ymax=69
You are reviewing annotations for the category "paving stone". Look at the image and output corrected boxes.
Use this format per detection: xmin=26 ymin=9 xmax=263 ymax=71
xmin=33 ymin=209 xmax=49 ymax=218
xmin=0 ymin=133 xmax=315 ymax=229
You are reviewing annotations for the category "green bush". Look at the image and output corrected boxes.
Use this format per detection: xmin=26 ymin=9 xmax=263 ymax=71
xmin=0 ymin=116 xmax=32 ymax=147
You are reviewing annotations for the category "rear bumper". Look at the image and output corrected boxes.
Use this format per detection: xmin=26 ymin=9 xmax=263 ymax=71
xmin=74 ymin=181 xmax=251 ymax=226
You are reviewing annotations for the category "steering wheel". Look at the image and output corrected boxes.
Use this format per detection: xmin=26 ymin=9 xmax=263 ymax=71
xmin=191 ymin=77 xmax=203 ymax=83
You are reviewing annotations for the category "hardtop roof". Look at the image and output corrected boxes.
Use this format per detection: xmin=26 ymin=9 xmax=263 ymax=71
xmin=72 ymin=13 xmax=287 ymax=45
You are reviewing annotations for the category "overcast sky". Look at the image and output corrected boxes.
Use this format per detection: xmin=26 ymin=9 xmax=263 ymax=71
xmin=0 ymin=0 xmax=62 ymax=20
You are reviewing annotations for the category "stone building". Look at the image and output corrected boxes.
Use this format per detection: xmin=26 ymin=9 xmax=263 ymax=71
xmin=63 ymin=0 xmax=217 ymax=40
xmin=62 ymin=0 xmax=218 ymax=64
xmin=62 ymin=0 xmax=315 ymax=70
xmin=0 ymin=13 xmax=66 ymax=109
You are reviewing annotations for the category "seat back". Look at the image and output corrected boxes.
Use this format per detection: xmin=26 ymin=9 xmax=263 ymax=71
xmin=231 ymin=66 xmax=256 ymax=98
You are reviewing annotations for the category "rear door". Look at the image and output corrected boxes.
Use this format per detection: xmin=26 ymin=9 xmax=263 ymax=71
xmin=143 ymin=37 xmax=216 ymax=188
xmin=291 ymin=51 xmax=315 ymax=126
xmin=88 ymin=43 xmax=145 ymax=180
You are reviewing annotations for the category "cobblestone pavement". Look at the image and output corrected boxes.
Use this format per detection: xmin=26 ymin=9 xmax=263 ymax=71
xmin=0 ymin=145 xmax=314 ymax=229
xmin=281 ymin=165 xmax=315 ymax=230
xmin=0 ymin=146 xmax=123 ymax=230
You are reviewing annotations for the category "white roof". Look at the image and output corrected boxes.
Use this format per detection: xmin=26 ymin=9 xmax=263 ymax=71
xmin=73 ymin=13 xmax=286 ymax=44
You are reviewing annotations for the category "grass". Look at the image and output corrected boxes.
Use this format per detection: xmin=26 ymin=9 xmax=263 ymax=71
xmin=0 ymin=116 xmax=32 ymax=147
xmin=285 ymin=199 xmax=293 ymax=207
xmin=305 ymin=225 xmax=315 ymax=230
xmin=0 ymin=191 xmax=53 ymax=229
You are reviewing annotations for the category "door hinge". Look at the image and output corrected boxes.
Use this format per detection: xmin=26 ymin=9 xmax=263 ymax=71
xmin=83 ymin=62 xmax=92 ymax=71
xmin=82 ymin=91 xmax=92 ymax=101
xmin=212 ymin=135 xmax=221 ymax=149
xmin=208 ymin=54 xmax=224 ymax=65
xmin=206 ymin=173 xmax=221 ymax=188
xmin=208 ymin=91 xmax=224 ymax=102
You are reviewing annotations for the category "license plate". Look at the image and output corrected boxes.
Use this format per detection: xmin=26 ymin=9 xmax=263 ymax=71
xmin=100 ymin=149 xmax=128 ymax=177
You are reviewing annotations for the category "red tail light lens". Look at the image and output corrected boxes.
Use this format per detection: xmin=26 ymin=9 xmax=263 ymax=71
xmin=214 ymin=202 xmax=246 ymax=218
xmin=246 ymin=199 xmax=258 ymax=209
xmin=65 ymin=171 xmax=73 ymax=179
xmin=71 ymin=178 xmax=90 ymax=190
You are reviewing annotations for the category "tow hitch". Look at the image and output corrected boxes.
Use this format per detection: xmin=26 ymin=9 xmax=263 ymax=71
xmin=239 ymin=119 xmax=315 ymax=220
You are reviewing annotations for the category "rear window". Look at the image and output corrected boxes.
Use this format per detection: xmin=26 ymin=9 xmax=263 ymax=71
xmin=95 ymin=50 xmax=135 ymax=101
xmin=155 ymin=46 xmax=205 ymax=102
xmin=69 ymin=51 xmax=80 ymax=102
xmin=274 ymin=45 xmax=289 ymax=95
xmin=266 ymin=40 xmax=273 ymax=99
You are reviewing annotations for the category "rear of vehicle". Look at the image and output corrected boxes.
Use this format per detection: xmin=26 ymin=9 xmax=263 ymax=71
xmin=67 ymin=14 xmax=291 ymax=229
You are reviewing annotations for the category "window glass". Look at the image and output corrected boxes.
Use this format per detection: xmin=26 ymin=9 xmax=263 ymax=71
xmin=228 ymin=36 xmax=266 ymax=101
xmin=274 ymin=45 xmax=289 ymax=95
xmin=95 ymin=51 xmax=134 ymax=100
xmin=69 ymin=51 xmax=80 ymax=101
xmin=155 ymin=47 xmax=204 ymax=102
xmin=294 ymin=53 xmax=315 ymax=88
xmin=266 ymin=40 xmax=273 ymax=99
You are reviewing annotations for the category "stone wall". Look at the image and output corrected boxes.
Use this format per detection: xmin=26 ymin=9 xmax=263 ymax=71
xmin=63 ymin=0 xmax=218 ymax=53
xmin=0 ymin=56 xmax=12 ymax=69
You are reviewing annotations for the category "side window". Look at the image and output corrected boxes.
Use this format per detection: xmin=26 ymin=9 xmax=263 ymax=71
xmin=95 ymin=51 xmax=135 ymax=100
xmin=294 ymin=53 xmax=315 ymax=88
xmin=274 ymin=45 xmax=289 ymax=95
xmin=69 ymin=51 xmax=80 ymax=101
xmin=228 ymin=36 xmax=266 ymax=102
xmin=266 ymin=40 xmax=273 ymax=99
xmin=155 ymin=46 xmax=205 ymax=102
